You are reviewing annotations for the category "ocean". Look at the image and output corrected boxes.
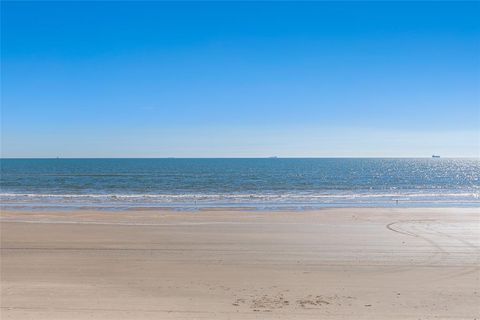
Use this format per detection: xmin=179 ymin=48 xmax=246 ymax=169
xmin=0 ymin=158 xmax=478 ymax=210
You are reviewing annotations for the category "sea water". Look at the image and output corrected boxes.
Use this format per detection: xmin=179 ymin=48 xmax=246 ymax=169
xmin=1 ymin=158 xmax=478 ymax=210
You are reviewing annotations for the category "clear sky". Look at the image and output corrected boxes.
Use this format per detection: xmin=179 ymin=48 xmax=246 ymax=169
xmin=1 ymin=1 xmax=479 ymax=158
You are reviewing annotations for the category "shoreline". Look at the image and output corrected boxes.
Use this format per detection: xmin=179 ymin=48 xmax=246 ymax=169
xmin=1 ymin=201 xmax=479 ymax=213
xmin=1 ymin=208 xmax=479 ymax=319
xmin=2 ymin=206 xmax=480 ymax=222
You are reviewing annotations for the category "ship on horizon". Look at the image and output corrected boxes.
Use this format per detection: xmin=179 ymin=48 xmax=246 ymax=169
xmin=432 ymin=155 xmax=441 ymax=158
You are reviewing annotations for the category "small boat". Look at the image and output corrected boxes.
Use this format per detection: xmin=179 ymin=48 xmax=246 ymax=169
xmin=432 ymin=155 xmax=440 ymax=158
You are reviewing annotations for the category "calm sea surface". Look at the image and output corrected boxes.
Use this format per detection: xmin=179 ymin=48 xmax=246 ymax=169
xmin=0 ymin=158 xmax=478 ymax=209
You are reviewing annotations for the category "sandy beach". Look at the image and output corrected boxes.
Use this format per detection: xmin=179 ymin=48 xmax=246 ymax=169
xmin=1 ymin=208 xmax=479 ymax=319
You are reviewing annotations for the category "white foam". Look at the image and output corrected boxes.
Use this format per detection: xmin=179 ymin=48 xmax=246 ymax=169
xmin=1 ymin=190 xmax=479 ymax=209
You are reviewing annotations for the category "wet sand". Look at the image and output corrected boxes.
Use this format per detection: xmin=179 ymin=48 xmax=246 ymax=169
xmin=1 ymin=208 xmax=479 ymax=319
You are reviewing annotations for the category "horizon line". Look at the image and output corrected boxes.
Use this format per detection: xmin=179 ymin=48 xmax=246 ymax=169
xmin=1 ymin=156 xmax=478 ymax=160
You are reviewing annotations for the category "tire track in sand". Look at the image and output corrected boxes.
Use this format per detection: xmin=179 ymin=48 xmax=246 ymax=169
xmin=386 ymin=219 xmax=479 ymax=280
xmin=424 ymin=223 xmax=480 ymax=280
xmin=386 ymin=219 xmax=448 ymax=267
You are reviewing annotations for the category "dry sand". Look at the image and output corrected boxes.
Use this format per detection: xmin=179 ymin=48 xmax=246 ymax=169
xmin=1 ymin=208 xmax=479 ymax=319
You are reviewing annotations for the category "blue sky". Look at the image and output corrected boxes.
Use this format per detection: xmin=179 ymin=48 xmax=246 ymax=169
xmin=1 ymin=1 xmax=479 ymax=157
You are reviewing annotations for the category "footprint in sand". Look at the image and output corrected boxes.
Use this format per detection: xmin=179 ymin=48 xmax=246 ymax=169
xmin=297 ymin=295 xmax=331 ymax=308
xmin=232 ymin=294 xmax=290 ymax=312
xmin=297 ymin=294 xmax=356 ymax=309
